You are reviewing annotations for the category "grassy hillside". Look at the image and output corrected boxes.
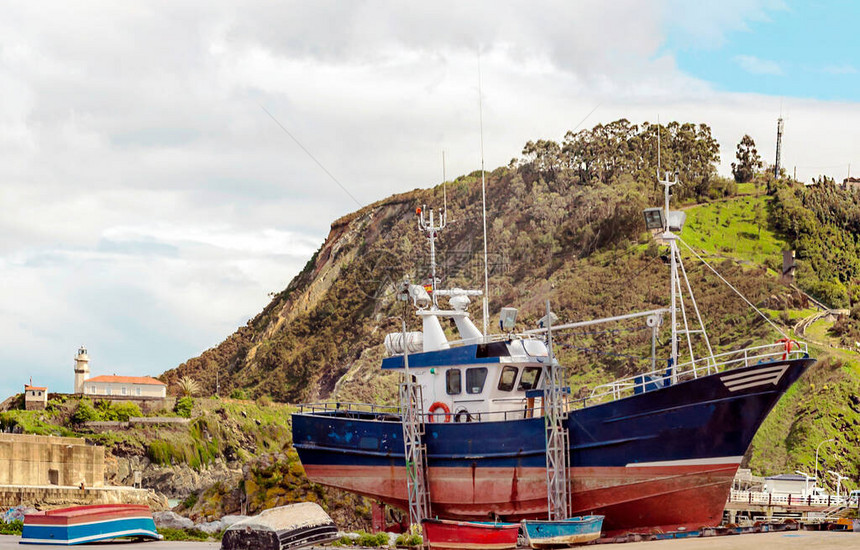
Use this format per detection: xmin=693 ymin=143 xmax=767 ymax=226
xmin=681 ymin=193 xmax=785 ymax=268
xmin=680 ymin=188 xmax=860 ymax=493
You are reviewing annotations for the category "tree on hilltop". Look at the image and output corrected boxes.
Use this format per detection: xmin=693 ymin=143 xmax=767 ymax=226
xmin=732 ymin=135 xmax=763 ymax=183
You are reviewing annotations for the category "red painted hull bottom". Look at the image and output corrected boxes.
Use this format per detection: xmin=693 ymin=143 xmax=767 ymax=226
xmin=305 ymin=463 xmax=737 ymax=536
xmin=422 ymin=519 xmax=518 ymax=550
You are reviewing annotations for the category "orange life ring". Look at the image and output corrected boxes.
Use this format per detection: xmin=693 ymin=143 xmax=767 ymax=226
xmin=427 ymin=402 xmax=451 ymax=423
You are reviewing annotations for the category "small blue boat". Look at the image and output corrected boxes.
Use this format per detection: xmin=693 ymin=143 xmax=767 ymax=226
xmin=21 ymin=504 xmax=161 ymax=546
xmin=521 ymin=515 xmax=604 ymax=548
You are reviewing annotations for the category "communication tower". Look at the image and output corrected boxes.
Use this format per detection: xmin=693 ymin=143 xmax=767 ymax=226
xmin=774 ymin=116 xmax=784 ymax=178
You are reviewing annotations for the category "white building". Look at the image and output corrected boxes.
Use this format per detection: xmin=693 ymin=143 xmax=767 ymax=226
xmin=82 ymin=375 xmax=167 ymax=398
xmin=764 ymin=474 xmax=812 ymax=496
xmin=24 ymin=384 xmax=47 ymax=410
xmin=73 ymin=346 xmax=166 ymax=398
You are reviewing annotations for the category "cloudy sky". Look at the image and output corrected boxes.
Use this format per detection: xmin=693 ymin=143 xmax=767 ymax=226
xmin=2 ymin=1 xmax=859 ymax=398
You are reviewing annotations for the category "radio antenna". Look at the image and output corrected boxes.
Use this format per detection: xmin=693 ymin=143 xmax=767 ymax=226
xmin=657 ymin=114 xmax=661 ymax=176
xmin=478 ymin=49 xmax=489 ymax=339
xmin=442 ymin=150 xmax=448 ymax=224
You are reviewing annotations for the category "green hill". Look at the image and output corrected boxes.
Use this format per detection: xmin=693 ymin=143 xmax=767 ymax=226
xmin=162 ymin=119 xmax=860 ymax=498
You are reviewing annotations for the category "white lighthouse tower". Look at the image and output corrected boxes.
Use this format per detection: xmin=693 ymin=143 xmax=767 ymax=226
xmin=74 ymin=346 xmax=90 ymax=394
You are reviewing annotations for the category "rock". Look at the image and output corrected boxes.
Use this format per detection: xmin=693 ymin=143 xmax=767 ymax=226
xmin=196 ymin=520 xmax=223 ymax=534
xmin=221 ymin=515 xmax=249 ymax=529
xmin=153 ymin=511 xmax=194 ymax=530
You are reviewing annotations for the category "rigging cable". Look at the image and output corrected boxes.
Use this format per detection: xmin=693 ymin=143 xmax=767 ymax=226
xmin=678 ymin=237 xmax=789 ymax=339
xmin=261 ymin=105 xmax=363 ymax=208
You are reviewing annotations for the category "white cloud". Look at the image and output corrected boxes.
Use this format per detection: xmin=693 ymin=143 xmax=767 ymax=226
xmin=821 ymin=64 xmax=857 ymax=75
xmin=0 ymin=0 xmax=857 ymax=398
xmin=734 ymin=54 xmax=784 ymax=75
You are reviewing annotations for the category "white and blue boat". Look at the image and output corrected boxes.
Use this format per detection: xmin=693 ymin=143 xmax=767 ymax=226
xmin=292 ymin=183 xmax=816 ymax=535
xmin=21 ymin=504 xmax=161 ymax=546
xmin=522 ymin=515 xmax=604 ymax=548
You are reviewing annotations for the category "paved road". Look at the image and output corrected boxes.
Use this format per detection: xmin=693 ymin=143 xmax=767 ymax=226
xmin=0 ymin=537 xmax=219 ymax=549
xmin=0 ymin=531 xmax=856 ymax=549
xmin=595 ymin=531 xmax=857 ymax=549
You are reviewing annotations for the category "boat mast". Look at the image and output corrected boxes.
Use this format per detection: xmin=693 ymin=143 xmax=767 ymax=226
xmin=656 ymin=120 xmax=679 ymax=379
xmin=419 ymin=207 xmax=446 ymax=308
xmin=478 ymin=50 xmax=489 ymax=339
xmin=397 ymin=280 xmax=431 ymax=529
xmin=543 ymin=300 xmax=570 ymax=520
xmin=659 ymin=170 xmax=679 ymax=380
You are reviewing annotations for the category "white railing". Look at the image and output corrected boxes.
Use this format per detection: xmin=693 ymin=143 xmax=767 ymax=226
xmin=296 ymin=401 xmax=545 ymax=423
xmin=299 ymin=341 xmax=809 ymax=422
xmin=578 ymin=341 xmax=808 ymax=408
xmin=729 ymin=489 xmax=858 ymax=509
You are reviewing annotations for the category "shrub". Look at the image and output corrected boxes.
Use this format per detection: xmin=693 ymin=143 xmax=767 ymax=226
xmin=182 ymin=491 xmax=199 ymax=509
xmin=174 ymin=397 xmax=194 ymax=418
xmin=0 ymin=520 xmax=23 ymax=535
xmin=229 ymin=388 xmax=248 ymax=400
xmin=157 ymin=527 xmax=210 ymax=541
xmin=111 ymin=402 xmax=142 ymax=422
xmin=71 ymin=400 xmax=100 ymax=424
xmin=95 ymin=400 xmax=116 ymax=420
xmin=395 ymin=533 xmax=422 ymax=547
xmin=256 ymin=395 xmax=272 ymax=408
xmin=356 ymin=531 xmax=389 ymax=547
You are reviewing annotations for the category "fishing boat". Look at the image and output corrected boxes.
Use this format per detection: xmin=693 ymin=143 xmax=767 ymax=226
xmin=421 ymin=518 xmax=519 ymax=550
xmin=20 ymin=504 xmax=160 ymax=545
xmin=292 ymin=175 xmax=815 ymax=535
xmin=521 ymin=515 xmax=604 ymax=548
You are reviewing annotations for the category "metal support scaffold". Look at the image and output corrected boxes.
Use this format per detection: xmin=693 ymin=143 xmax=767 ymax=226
xmin=543 ymin=300 xmax=570 ymax=520
xmin=398 ymin=281 xmax=431 ymax=529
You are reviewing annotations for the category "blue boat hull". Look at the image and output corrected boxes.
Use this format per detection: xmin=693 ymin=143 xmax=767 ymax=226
xmin=292 ymin=358 xmax=812 ymax=534
xmin=522 ymin=515 xmax=604 ymax=548
xmin=22 ymin=516 xmax=160 ymax=545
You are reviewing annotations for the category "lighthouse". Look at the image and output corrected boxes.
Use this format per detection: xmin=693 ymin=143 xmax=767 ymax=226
xmin=74 ymin=346 xmax=90 ymax=394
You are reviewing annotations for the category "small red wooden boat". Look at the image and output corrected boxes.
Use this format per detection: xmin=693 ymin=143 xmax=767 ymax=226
xmin=422 ymin=518 xmax=519 ymax=550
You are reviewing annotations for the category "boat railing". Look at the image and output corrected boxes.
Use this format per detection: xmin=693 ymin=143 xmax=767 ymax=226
xmin=729 ymin=489 xmax=856 ymax=508
xmin=580 ymin=341 xmax=808 ymax=409
xmin=297 ymin=342 xmax=807 ymax=421
xmin=295 ymin=401 xmax=547 ymax=423
xmin=296 ymin=402 xmax=400 ymax=418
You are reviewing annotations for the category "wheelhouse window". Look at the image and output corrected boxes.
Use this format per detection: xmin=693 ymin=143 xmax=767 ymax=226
xmin=466 ymin=367 xmax=488 ymax=394
xmin=446 ymin=369 xmax=461 ymax=395
xmin=497 ymin=366 xmax=519 ymax=392
xmin=517 ymin=366 xmax=543 ymax=391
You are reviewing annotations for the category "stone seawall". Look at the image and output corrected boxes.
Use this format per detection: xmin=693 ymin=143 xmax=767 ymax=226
xmin=0 ymin=434 xmax=104 ymax=487
xmin=0 ymin=484 xmax=168 ymax=510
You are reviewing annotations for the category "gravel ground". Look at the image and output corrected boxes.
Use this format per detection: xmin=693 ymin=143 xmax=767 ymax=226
xmin=0 ymin=530 xmax=855 ymax=549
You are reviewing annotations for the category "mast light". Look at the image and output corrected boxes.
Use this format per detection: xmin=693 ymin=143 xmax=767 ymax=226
xmin=499 ymin=307 xmax=518 ymax=331
xmin=643 ymin=208 xmax=687 ymax=233
xmin=643 ymin=208 xmax=663 ymax=230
